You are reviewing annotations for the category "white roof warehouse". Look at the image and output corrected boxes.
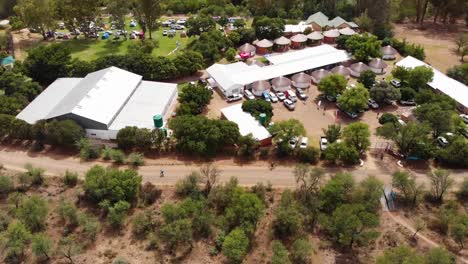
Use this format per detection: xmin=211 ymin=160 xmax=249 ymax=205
xmin=206 ymin=44 xmax=351 ymax=97
xmin=17 ymin=67 xmax=178 ymax=140
xmin=396 ymin=56 xmax=468 ymax=113
xmin=221 ymin=104 xmax=272 ymax=146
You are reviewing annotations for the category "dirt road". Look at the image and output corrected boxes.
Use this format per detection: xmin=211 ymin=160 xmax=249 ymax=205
xmin=1 ymin=148 xmax=466 ymax=187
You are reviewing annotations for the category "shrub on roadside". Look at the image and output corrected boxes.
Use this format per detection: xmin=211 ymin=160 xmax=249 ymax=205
xmin=140 ymin=182 xmax=162 ymax=205
xmin=132 ymin=209 xmax=157 ymax=237
xmin=63 ymin=171 xmax=78 ymax=187
xmin=110 ymin=149 xmax=126 ymax=164
xmin=296 ymin=146 xmax=319 ymax=164
xmin=0 ymin=175 xmax=14 ymax=196
xmin=127 ymin=152 xmax=145 ymax=167
xmin=107 ymin=200 xmax=131 ymax=229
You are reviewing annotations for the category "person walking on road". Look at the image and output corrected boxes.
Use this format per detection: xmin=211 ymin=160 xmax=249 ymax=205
xmin=160 ymin=169 xmax=165 ymax=177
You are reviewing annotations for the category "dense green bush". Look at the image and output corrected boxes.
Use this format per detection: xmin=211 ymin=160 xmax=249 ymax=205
xmin=139 ymin=182 xmax=162 ymax=205
xmin=378 ymin=113 xmax=398 ymax=125
xmin=0 ymin=174 xmax=14 ymax=196
xmin=63 ymin=171 xmax=78 ymax=187
xmin=290 ymin=239 xmax=313 ymax=264
xmin=127 ymin=152 xmax=145 ymax=167
xmin=107 ymin=200 xmax=131 ymax=229
xmin=132 ymin=209 xmax=157 ymax=237
xmin=242 ymin=99 xmax=273 ymax=124
xmin=296 ymin=146 xmax=320 ymax=164
xmin=222 ymin=228 xmax=249 ymax=264
xmin=17 ymin=195 xmax=49 ymax=231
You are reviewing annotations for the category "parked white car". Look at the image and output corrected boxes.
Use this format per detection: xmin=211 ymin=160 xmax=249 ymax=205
xmin=299 ymin=137 xmax=308 ymax=149
xmin=276 ymin=91 xmax=286 ymax=101
xmin=460 ymin=114 xmax=468 ymax=124
xmin=320 ymin=137 xmax=328 ymax=151
xmin=269 ymin=92 xmax=278 ymax=103
xmin=244 ymin=90 xmax=255 ymax=100
xmin=289 ymin=137 xmax=299 ymax=149
xmin=437 ymin=136 xmax=449 ymax=147
xmin=283 ymin=99 xmax=295 ymax=110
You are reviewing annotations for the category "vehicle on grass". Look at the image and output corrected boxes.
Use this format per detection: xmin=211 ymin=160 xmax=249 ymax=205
xmin=461 ymin=128 xmax=468 ymax=138
xmin=320 ymin=137 xmax=328 ymax=151
xmin=289 ymin=137 xmax=299 ymax=149
xmin=437 ymin=136 xmax=449 ymax=147
xmin=390 ymin=79 xmax=401 ymax=87
xmin=262 ymin=91 xmax=271 ymax=102
xmin=299 ymin=137 xmax=308 ymax=149
xmin=399 ymin=99 xmax=417 ymax=106
xmin=162 ymin=21 xmax=172 ymax=27
xmin=58 ymin=22 xmax=65 ymax=29
xmin=460 ymin=114 xmax=468 ymax=124
xmin=285 ymin=90 xmax=297 ymax=102
xmin=55 ymin=32 xmax=64 ymax=39
xmin=368 ymin=99 xmax=379 ymax=109
xmin=244 ymin=90 xmax=255 ymax=100
xmin=283 ymin=99 xmax=295 ymax=110
xmin=269 ymin=92 xmax=278 ymax=103
xmin=296 ymin=88 xmax=308 ymax=100
xmin=398 ymin=119 xmax=406 ymax=126
xmin=227 ymin=93 xmax=242 ymax=102
xmin=162 ymin=30 xmax=168 ymax=36
xmin=276 ymin=91 xmax=286 ymax=101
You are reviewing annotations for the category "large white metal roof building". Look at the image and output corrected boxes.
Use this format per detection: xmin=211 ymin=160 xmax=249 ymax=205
xmin=17 ymin=67 xmax=178 ymax=139
xmin=396 ymin=56 xmax=468 ymax=113
xmin=207 ymin=44 xmax=351 ymax=97
xmin=221 ymin=104 xmax=272 ymax=145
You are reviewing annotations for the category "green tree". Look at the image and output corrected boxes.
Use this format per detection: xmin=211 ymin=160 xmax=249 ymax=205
xmin=447 ymin=63 xmax=468 ymax=85
xmin=272 ymin=190 xmax=303 ymax=239
xmin=345 ymin=33 xmax=382 ymax=62
xmin=107 ymin=200 xmax=131 ymax=229
xmin=57 ymin=198 xmax=79 ymax=228
xmin=186 ymin=15 xmax=216 ymax=36
xmin=84 ymin=165 xmax=142 ymax=204
xmin=414 ymin=103 xmax=455 ymax=137
xmin=177 ymin=83 xmax=213 ymax=115
xmin=269 ymin=119 xmax=306 ymax=156
xmin=226 ymin=47 xmax=237 ymax=62
xmin=320 ymin=173 xmax=355 ymax=213
xmin=342 ymin=122 xmax=371 ymax=154
xmin=237 ymin=134 xmax=259 ymax=158
xmin=392 ymin=170 xmax=425 ymax=206
xmin=160 ymin=218 xmax=192 ymax=251
xmin=355 ymin=175 xmax=384 ymax=213
xmin=169 ymin=115 xmax=240 ymax=157
xmin=358 ymin=69 xmax=376 ymax=89
xmin=450 ymin=220 xmax=467 ymax=250
xmin=317 ymin=74 xmax=347 ymax=97
xmin=379 ymin=113 xmax=399 ymax=125
xmin=225 ymin=192 xmax=265 ymax=235
xmin=172 ymin=51 xmax=204 ymax=77
xmin=54 ymin=0 xmax=101 ymax=38
xmin=14 ymin=0 xmax=55 ymax=39
xmin=222 ymin=228 xmax=249 ymax=264
xmin=0 ymin=175 xmax=14 ymax=197
xmin=392 ymin=66 xmax=434 ymax=91
xmin=253 ymin=16 xmax=285 ymax=40
xmin=271 ymin=240 xmax=291 ymax=264
xmin=321 ymin=204 xmax=379 ymax=248
xmin=23 ymin=44 xmax=71 ymax=85
xmin=376 ymin=245 xmax=424 ymax=264
xmin=242 ymin=99 xmax=273 ymax=124
xmin=437 ymin=136 xmax=468 ymax=167
xmin=107 ymin=0 xmax=130 ymax=33
xmin=296 ymin=146 xmax=320 ymax=164
xmin=425 ymin=247 xmax=455 ymax=264
xmin=132 ymin=209 xmax=157 ymax=237
xmin=370 ymin=81 xmax=401 ymax=103
xmin=322 ymin=124 xmax=341 ymax=143
xmin=45 ymin=119 xmax=84 ymax=148
xmin=17 ymin=195 xmax=48 ymax=231
xmin=131 ymin=0 xmax=161 ymax=39
xmin=290 ymin=238 xmax=313 ymax=264
xmin=31 ymin=232 xmax=53 ymax=260
xmin=323 ymin=142 xmax=360 ymax=165
xmin=427 ymin=169 xmax=453 ymax=203
xmin=337 ymin=84 xmax=370 ymax=113
xmin=0 ymin=221 xmax=31 ymax=261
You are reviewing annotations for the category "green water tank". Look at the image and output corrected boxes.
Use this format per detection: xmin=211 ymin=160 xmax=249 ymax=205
xmin=153 ymin=115 xmax=163 ymax=128
xmin=259 ymin=113 xmax=267 ymax=124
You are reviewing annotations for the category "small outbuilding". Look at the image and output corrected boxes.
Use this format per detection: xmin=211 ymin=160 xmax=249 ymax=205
xmin=255 ymin=39 xmax=274 ymax=55
xmin=290 ymin=34 xmax=308 ymax=49
xmin=238 ymin=43 xmax=256 ymax=58
xmin=368 ymin=58 xmax=388 ymax=74
xmin=323 ymin=29 xmax=340 ymax=44
xmin=291 ymin=72 xmax=311 ymax=89
xmin=338 ymin=27 xmax=357 ymax=36
xmin=331 ymin=65 xmax=351 ymax=78
xmin=311 ymin=69 xmax=331 ymax=84
xmin=271 ymin=76 xmax=292 ymax=92
xmin=274 ymin=36 xmax=291 ymax=52
xmin=349 ymin=62 xmax=371 ymax=77
xmin=306 ymin=31 xmax=323 ymax=46
xmin=251 ymin=80 xmax=271 ymax=96
xmin=380 ymin=45 xmax=398 ymax=60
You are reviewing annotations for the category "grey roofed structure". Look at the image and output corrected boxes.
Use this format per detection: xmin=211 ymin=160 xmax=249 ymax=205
xmin=307 ymin=31 xmax=324 ymax=40
xmin=331 ymin=65 xmax=351 ymax=77
xmin=274 ymin=36 xmax=291 ymax=45
xmin=338 ymin=27 xmax=357 ymax=36
xmin=290 ymin=34 xmax=308 ymax=43
xmin=311 ymin=69 xmax=331 ymax=83
xmin=323 ymin=29 xmax=340 ymax=38
xmin=381 ymin=45 xmax=398 ymax=60
xmin=256 ymin=39 xmax=274 ymax=48
xmin=17 ymin=67 xmax=178 ymax=140
xmin=349 ymin=62 xmax=371 ymax=77
xmin=238 ymin=43 xmax=256 ymax=53
xmin=369 ymin=58 xmax=388 ymax=69
xmin=271 ymin=76 xmax=291 ymax=92
xmin=305 ymin=12 xmax=329 ymax=27
xmin=328 ymin=16 xmax=347 ymax=28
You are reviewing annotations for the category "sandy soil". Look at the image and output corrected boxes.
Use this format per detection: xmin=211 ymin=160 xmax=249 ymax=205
xmin=393 ymin=22 xmax=467 ymax=72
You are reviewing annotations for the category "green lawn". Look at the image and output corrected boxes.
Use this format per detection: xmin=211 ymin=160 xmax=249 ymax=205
xmin=53 ymin=16 xmax=193 ymax=61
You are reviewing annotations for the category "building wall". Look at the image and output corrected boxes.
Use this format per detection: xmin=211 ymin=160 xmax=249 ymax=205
xmin=310 ymin=22 xmax=322 ymax=31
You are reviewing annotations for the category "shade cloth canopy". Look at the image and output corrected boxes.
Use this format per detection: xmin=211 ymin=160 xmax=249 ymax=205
xmin=307 ymin=31 xmax=324 ymax=40
xmin=256 ymin=39 xmax=274 ymax=48
xmin=290 ymin=34 xmax=308 ymax=43
xmin=252 ymin=80 xmax=271 ymax=91
xmin=349 ymin=62 xmax=371 ymax=73
xmin=238 ymin=43 xmax=256 ymax=53
xmin=274 ymin=36 xmax=291 ymax=45
xmin=338 ymin=27 xmax=356 ymax=36
xmin=291 ymin=72 xmax=311 ymax=83
xmin=331 ymin=65 xmax=351 ymax=76
xmin=271 ymin=76 xmax=291 ymax=87
xmin=311 ymin=69 xmax=331 ymax=82
xmin=369 ymin=58 xmax=388 ymax=69
xmin=323 ymin=29 xmax=340 ymax=38
xmin=380 ymin=45 xmax=398 ymax=56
